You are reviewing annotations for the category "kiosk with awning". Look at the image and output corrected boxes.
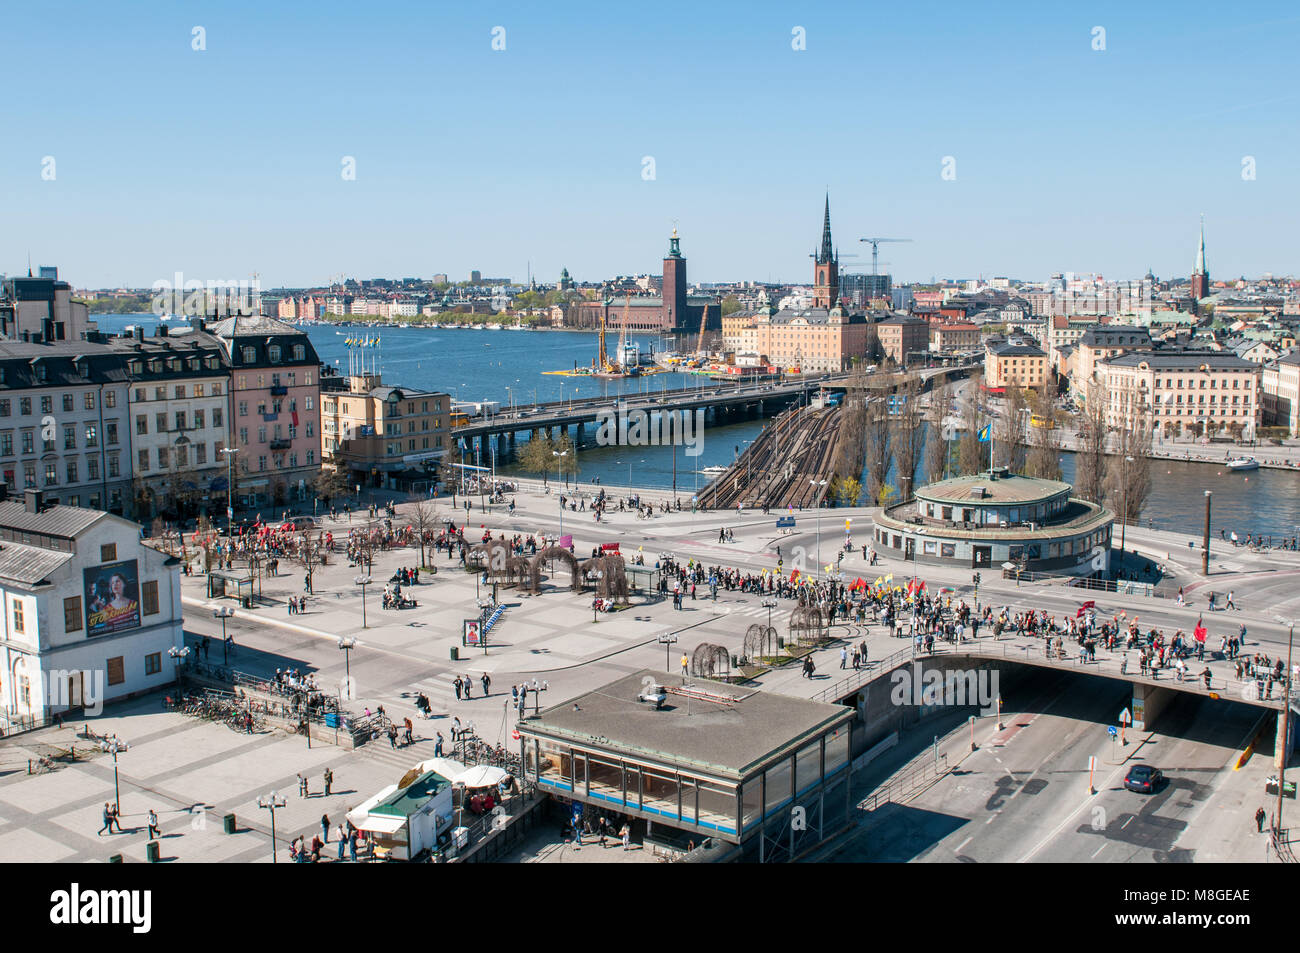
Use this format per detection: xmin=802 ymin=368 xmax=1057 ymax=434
xmin=346 ymin=760 xmax=459 ymax=860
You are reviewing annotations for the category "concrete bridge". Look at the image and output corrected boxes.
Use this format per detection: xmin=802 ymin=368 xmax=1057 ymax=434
xmin=453 ymin=362 xmax=978 ymax=464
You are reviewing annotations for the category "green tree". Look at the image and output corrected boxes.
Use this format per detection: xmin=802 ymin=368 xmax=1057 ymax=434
xmin=720 ymin=294 xmax=743 ymax=317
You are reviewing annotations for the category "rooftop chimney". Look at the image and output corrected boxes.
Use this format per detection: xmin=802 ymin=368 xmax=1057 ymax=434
xmin=156 ymin=324 xmax=169 ymax=337
xmin=25 ymin=488 xmax=44 ymax=514
xmin=134 ymin=326 xmax=144 ymax=342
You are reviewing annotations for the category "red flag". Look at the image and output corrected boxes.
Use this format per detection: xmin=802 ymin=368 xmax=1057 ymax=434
xmin=1194 ymin=617 xmax=1207 ymax=643
xmin=1076 ymin=600 xmax=1095 ymax=618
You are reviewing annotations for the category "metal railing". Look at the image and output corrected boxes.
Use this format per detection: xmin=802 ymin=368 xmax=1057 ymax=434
xmin=860 ymin=753 xmax=951 ymax=812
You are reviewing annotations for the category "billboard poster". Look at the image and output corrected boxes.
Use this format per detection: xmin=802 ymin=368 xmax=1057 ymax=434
xmin=84 ymin=559 xmax=142 ymax=636
xmin=464 ymin=619 xmax=480 ymax=645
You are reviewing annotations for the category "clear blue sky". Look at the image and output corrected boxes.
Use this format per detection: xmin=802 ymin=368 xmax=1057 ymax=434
xmin=4 ymin=0 xmax=1300 ymax=289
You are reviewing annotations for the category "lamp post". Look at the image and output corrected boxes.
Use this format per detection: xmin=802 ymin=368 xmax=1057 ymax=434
xmin=220 ymin=447 xmax=238 ymax=539
xmin=167 ymin=645 xmax=189 ymax=686
xmin=590 ymin=571 xmax=603 ymax=622
xmin=257 ymin=791 xmax=287 ymax=863
xmin=1119 ymin=454 xmax=1135 ymax=556
xmin=553 ymin=449 xmax=568 ymax=494
xmin=103 ymin=736 xmax=128 ymax=815
xmin=338 ymin=636 xmax=356 ymax=699
xmin=658 ymin=632 xmax=678 ymax=672
xmin=809 ymin=479 xmax=827 ymax=576
xmin=213 ymin=607 xmax=235 ymax=664
xmin=1273 ymin=615 xmax=1297 ymax=848
xmin=355 ymin=575 xmax=372 ymax=629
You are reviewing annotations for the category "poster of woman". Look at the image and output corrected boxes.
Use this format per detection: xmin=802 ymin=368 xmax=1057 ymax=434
xmin=84 ymin=560 xmax=141 ymax=635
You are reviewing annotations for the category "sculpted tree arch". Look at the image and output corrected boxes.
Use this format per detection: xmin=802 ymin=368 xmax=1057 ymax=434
xmin=580 ymin=554 xmax=630 ymax=602
xmin=528 ymin=546 xmax=582 ymax=593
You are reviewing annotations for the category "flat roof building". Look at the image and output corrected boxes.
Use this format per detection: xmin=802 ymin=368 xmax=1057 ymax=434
xmin=518 ymin=670 xmax=853 ymax=860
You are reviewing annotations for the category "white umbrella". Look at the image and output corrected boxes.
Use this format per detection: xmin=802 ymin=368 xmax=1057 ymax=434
xmin=452 ymin=765 xmax=508 ymax=788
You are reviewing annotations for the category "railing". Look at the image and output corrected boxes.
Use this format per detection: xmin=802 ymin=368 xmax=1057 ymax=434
xmin=1272 ymin=827 xmax=1297 ymax=863
xmin=860 ymin=753 xmax=950 ymax=812
xmin=814 ymin=645 xmax=917 ymax=703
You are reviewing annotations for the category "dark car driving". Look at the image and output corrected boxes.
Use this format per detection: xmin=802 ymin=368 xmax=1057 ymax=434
xmin=1124 ymin=764 xmax=1163 ymax=793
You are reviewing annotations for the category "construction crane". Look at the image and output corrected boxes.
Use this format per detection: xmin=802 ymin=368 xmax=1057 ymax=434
xmin=694 ymin=304 xmax=710 ymax=363
xmin=857 ymin=238 xmax=913 ymax=275
xmin=614 ymin=294 xmax=632 ymax=372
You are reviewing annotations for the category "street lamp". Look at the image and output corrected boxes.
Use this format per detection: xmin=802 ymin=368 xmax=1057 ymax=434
xmin=553 ymin=448 xmax=570 ymax=492
xmin=257 ymin=791 xmax=287 ymax=863
xmin=220 ymin=447 xmax=239 ymax=538
xmin=167 ymin=645 xmax=190 ymax=685
xmin=658 ymin=632 xmax=678 ymax=672
xmin=102 ymin=736 xmax=129 ymax=815
xmin=213 ymin=607 xmax=235 ymax=664
xmin=809 ymin=479 xmax=828 ymax=576
xmin=338 ymin=636 xmax=356 ymax=699
xmin=1273 ymin=615 xmax=1297 ymax=849
xmin=1119 ymin=455 xmax=1135 ymax=557
xmin=355 ymin=575 xmax=372 ymax=629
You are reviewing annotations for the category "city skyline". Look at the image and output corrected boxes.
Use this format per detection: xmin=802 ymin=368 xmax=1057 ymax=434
xmin=5 ymin=1 xmax=1300 ymax=287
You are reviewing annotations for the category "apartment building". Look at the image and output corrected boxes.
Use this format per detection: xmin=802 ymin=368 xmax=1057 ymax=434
xmin=111 ymin=325 xmax=231 ymax=521
xmin=1262 ymin=351 xmax=1300 ymax=436
xmin=985 ymin=340 xmax=1047 ymax=390
xmin=320 ymin=372 xmax=449 ymax=490
xmin=0 ymin=271 xmax=94 ymax=343
xmin=930 ymin=322 xmax=980 ymax=353
xmin=875 ymin=314 xmax=930 ymax=366
xmin=1098 ymin=350 xmax=1260 ymax=436
xmin=0 ymin=341 xmax=132 ymax=515
xmin=0 ymin=489 xmax=183 ymax=728
xmin=722 ymin=307 xmax=869 ymax=373
xmin=211 ymin=315 xmax=321 ymax=508
xmin=1071 ymin=324 xmax=1154 ymax=396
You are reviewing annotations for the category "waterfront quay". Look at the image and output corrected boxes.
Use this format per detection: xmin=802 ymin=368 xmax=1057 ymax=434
xmin=0 ymin=479 xmax=1295 ymax=863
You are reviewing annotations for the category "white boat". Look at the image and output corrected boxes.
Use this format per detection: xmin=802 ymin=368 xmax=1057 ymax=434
xmin=699 ymin=465 xmax=728 ymax=476
xmin=1226 ymin=457 xmax=1259 ymax=471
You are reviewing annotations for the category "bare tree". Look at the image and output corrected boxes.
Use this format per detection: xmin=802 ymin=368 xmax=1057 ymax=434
xmin=1024 ymin=385 xmax=1063 ymax=481
xmin=1074 ymin=377 xmax=1110 ymax=504
xmin=832 ymin=364 xmax=868 ymax=480
xmin=891 ymin=378 xmax=924 ymax=499
xmin=957 ymin=383 xmax=987 ymax=476
xmin=924 ymin=388 xmax=951 ymax=483
xmin=412 ymin=500 xmax=439 ymax=568
xmin=1105 ymin=382 xmax=1154 ymax=551
xmin=993 ymin=384 xmax=1029 ymax=472
xmin=863 ymin=396 xmax=893 ymax=506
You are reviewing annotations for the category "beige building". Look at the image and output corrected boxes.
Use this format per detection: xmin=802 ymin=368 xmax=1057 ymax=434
xmin=930 ymin=322 xmax=980 ymax=353
xmin=985 ymin=341 xmax=1047 ymax=389
xmin=321 ymin=373 xmax=450 ymax=491
xmin=722 ymin=307 xmax=869 ymax=373
xmin=1072 ymin=324 xmax=1153 ymax=395
xmin=1262 ymin=351 xmax=1300 ymax=435
xmin=876 ymin=314 xmax=930 ymax=366
xmin=1098 ymin=351 xmax=1260 ymax=436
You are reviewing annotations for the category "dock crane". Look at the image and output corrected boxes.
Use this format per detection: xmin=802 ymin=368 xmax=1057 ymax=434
xmin=857 ymin=238 xmax=912 ymax=275
xmin=694 ymin=304 xmax=709 ymax=363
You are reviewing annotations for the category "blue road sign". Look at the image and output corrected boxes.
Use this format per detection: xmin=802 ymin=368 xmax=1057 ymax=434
xmin=776 ymin=517 xmax=796 ymax=528
xmin=1107 ymin=726 xmax=1118 ymax=738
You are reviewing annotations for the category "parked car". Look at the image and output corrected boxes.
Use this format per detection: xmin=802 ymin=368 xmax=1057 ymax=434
xmin=1123 ymin=764 xmax=1163 ymax=793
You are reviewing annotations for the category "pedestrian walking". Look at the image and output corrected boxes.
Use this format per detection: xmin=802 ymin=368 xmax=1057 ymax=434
xmin=435 ymin=731 xmax=444 ymax=757
xmin=110 ymin=805 xmax=123 ymax=833
xmin=321 ymin=814 xmax=330 ymax=842
xmin=681 ymin=653 xmax=689 ymax=676
xmin=323 ymin=767 xmax=333 ymax=796
xmin=337 ymin=825 xmax=347 ymax=860
xmin=147 ymin=809 xmax=160 ymax=839
xmin=621 ymin=823 xmax=631 ymax=851
xmin=349 ymin=829 xmax=359 ymax=862
xmin=839 ymin=647 xmax=847 ymax=669
xmin=388 ymin=724 xmax=398 ymax=748
xmin=481 ymin=672 xmax=491 ymax=696
xmin=1227 ymin=590 xmax=1237 ymax=610
xmin=1256 ymin=806 xmax=1267 ymax=833
xmin=98 ymin=803 xmax=113 ymax=836
xmin=454 ymin=676 xmax=463 ymax=701
xmin=298 ymin=773 xmax=309 ymax=797
xmin=463 ymin=677 xmax=472 ymax=699
xmin=404 ymin=717 xmax=414 ymax=746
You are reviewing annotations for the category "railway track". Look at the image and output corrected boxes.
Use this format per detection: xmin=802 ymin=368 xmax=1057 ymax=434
xmin=703 ymin=405 xmax=842 ymax=510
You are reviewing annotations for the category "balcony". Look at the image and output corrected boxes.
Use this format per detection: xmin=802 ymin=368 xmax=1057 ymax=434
xmin=269 ymin=439 xmax=292 ymax=451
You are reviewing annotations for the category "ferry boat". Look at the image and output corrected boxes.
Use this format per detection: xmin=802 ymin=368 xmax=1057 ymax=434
xmin=1226 ymin=457 xmax=1260 ymax=471
xmin=699 ymin=465 xmax=728 ymax=476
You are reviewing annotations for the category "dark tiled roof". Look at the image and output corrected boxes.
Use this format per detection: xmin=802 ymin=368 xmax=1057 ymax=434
xmin=1101 ymin=349 xmax=1257 ymax=371
xmin=0 ymin=499 xmax=104 ymax=538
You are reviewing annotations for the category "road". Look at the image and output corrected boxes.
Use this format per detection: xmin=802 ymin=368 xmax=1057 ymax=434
xmin=824 ymin=672 xmax=1267 ymax=862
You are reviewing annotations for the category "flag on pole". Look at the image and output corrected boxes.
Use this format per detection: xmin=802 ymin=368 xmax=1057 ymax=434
xmin=1194 ymin=617 xmax=1207 ymax=643
xmin=978 ymin=425 xmax=991 ymax=442
xmin=1076 ymin=600 xmax=1095 ymax=618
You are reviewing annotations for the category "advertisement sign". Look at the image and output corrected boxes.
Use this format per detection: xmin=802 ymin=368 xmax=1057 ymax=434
xmin=84 ymin=560 xmax=141 ymax=636
xmin=464 ymin=619 xmax=481 ymax=645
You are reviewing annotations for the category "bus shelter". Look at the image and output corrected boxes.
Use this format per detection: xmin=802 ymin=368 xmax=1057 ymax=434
xmin=207 ymin=569 xmax=254 ymax=607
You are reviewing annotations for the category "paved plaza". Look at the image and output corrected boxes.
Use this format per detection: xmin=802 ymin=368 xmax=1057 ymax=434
xmin=2 ymin=480 xmax=1297 ymax=862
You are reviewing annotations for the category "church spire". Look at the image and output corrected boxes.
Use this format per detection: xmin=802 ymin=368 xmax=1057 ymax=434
xmin=818 ymin=193 xmax=834 ymax=264
xmin=1195 ymin=215 xmax=1206 ymax=274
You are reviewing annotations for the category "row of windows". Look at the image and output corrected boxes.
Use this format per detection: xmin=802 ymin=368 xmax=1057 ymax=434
xmin=237 ymin=425 xmax=312 ymax=443
xmin=234 ymin=372 xmax=311 ymax=389
xmin=239 ymin=344 xmax=308 ymax=364
xmin=241 ymin=451 xmax=315 ymax=471
xmin=139 ymin=441 xmax=221 ymax=471
xmin=12 ymin=653 xmax=162 ymax=709
xmin=0 ymin=392 xmax=114 ymax=416
xmin=133 ymin=383 xmax=223 ymax=401
xmin=384 ymin=437 xmax=444 ymax=455
xmin=126 ymin=355 xmax=222 ymax=376
xmin=238 ymin=397 xmax=312 ymax=415
xmin=5 ymin=455 xmax=121 ymax=487
xmin=135 ymin=409 xmax=223 ymax=435
xmin=0 ymin=424 xmax=114 ymax=455
xmin=8 ymin=582 xmax=160 ymax=638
